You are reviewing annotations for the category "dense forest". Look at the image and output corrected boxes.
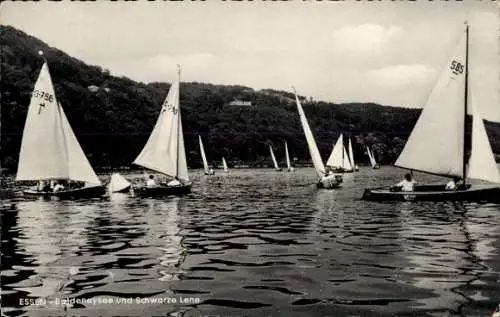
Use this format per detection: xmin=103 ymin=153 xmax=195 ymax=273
xmin=1 ymin=25 xmax=500 ymax=172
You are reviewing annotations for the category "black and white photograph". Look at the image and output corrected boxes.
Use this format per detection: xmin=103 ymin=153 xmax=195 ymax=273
xmin=1 ymin=0 xmax=500 ymax=316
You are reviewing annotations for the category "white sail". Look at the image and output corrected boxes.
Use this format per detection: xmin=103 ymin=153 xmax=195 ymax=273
xmin=108 ymin=172 xmax=131 ymax=193
xmin=16 ymin=62 xmax=101 ymax=185
xmin=133 ymin=69 xmax=189 ymax=182
xmin=293 ymin=91 xmax=326 ymax=177
xmin=395 ymin=27 xmax=467 ymax=178
xmin=467 ymin=95 xmax=500 ymax=183
xmin=16 ymin=62 xmax=68 ymax=181
xmin=348 ymin=138 xmax=356 ymax=168
xmin=342 ymin=145 xmax=353 ymax=171
xmin=367 ymin=147 xmax=377 ymax=167
xmin=285 ymin=141 xmax=292 ymax=169
xmin=199 ymin=136 xmax=209 ymax=172
xmin=60 ymin=103 xmax=101 ymax=185
xmin=326 ymin=134 xmax=344 ymax=168
xmin=222 ymin=157 xmax=228 ymax=172
xmin=269 ymin=145 xmax=280 ymax=169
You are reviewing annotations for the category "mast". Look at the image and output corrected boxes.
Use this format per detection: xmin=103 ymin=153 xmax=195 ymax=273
xmin=463 ymin=22 xmax=469 ymax=183
xmin=176 ymin=64 xmax=181 ymax=178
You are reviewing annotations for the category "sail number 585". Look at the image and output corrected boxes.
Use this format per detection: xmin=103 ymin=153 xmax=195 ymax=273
xmin=450 ymin=60 xmax=464 ymax=74
xmin=32 ymin=90 xmax=54 ymax=102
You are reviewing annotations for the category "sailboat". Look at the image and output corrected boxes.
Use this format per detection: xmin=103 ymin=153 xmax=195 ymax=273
xmin=348 ymin=138 xmax=359 ymax=171
xmin=366 ymin=146 xmax=380 ymax=169
xmin=269 ymin=145 xmax=282 ymax=171
xmin=285 ymin=141 xmax=294 ymax=172
xmin=108 ymin=172 xmax=131 ymax=193
xmin=17 ymin=54 xmax=105 ymax=199
xmin=132 ymin=66 xmax=192 ymax=197
xmin=326 ymin=134 xmax=353 ymax=173
xmin=199 ymin=136 xmax=215 ymax=175
xmin=292 ymin=87 xmax=342 ymax=189
xmin=363 ymin=22 xmax=500 ymax=202
xmin=222 ymin=157 xmax=229 ymax=173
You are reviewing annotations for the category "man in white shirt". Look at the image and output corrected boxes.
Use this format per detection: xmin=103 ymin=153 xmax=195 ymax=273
xmin=395 ymin=173 xmax=416 ymax=192
xmin=146 ymin=175 xmax=156 ymax=187
xmin=445 ymin=177 xmax=459 ymax=190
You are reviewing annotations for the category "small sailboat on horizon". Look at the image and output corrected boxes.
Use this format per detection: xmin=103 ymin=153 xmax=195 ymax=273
xmin=285 ymin=141 xmax=294 ymax=172
xmin=16 ymin=52 xmax=105 ymax=199
xmin=108 ymin=172 xmax=131 ymax=193
xmin=293 ymin=87 xmax=342 ymax=189
xmin=199 ymin=136 xmax=215 ymax=175
xmin=326 ymin=134 xmax=353 ymax=173
xmin=366 ymin=146 xmax=380 ymax=169
xmin=222 ymin=157 xmax=229 ymax=173
xmin=363 ymin=22 xmax=500 ymax=202
xmin=132 ymin=66 xmax=191 ymax=197
xmin=269 ymin=145 xmax=282 ymax=171
xmin=348 ymin=137 xmax=359 ymax=171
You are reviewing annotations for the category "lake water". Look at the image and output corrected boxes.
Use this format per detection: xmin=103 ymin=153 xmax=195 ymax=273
xmin=1 ymin=167 xmax=500 ymax=317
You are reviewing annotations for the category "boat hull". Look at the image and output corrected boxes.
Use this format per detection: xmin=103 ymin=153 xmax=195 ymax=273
xmin=275 ymin=168 xmax=283 ymax=172
xmin=204 ymin=171 xmax=215 ymax=175
xmin=329 ymin=167 xmax=353 ymax=174
xmin=362 ymin=184 xmax=500 ymax=202
xmin=372 ymin=165 xmax=380 ymax=169
xmin=133 ymin=183 xmax=191 ymax=198
xmin=23 ymin=185 xmax=106 ymax=199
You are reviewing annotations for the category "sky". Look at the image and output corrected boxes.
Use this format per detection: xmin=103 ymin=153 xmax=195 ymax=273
xmin=1 ymin=1 xmax=499 ymax=120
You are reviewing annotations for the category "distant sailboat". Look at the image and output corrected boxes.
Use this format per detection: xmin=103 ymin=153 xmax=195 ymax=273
xmin=285 ymin=141 xmax=294 ymax=172
xmin=132 ymin=66 xmax=191 ymax=197
xmin=348 ymin=138 xmax=359 ymax=171
xmin=363 ymin=22 xmax=500 ymax=202
xmin=292 ymin=87 xmax=342 ymax=189
xmin=222 ymin=157 xmax=229 ymax=173
xmin=199 ymin=136 xmax=215 ymax=175
xmin=366 ymin=146 xmax=380 ymax=169
xmin=326 ymin=134 xmax=353 ymax=173
xmin=17 ymin=53 xmax=105 ymax=199
xmin=269 ymin=145 xmax=282 ymax=171
xmin=108 ymin=173 xmax=131 ymax=193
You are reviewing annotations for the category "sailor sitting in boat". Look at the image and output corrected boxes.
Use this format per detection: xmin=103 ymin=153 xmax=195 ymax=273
xmin=146 ymin=175 xmax=156 ymax=187
xmin=392 ymin=173 xmax=416 ymax=192
xmin=445 ymin=177 xmax=460 ymax=191
xmin=167 ymin=176 xmax=181 ymax=187
xmin=53 ymin=181 xmax=65 ymax=192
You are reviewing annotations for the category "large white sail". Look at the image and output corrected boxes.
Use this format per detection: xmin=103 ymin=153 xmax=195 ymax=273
xmin=269 ymin=145 xmax=280 ymax=169
xmin=395 ymin=27 xmax=467 ymax=178
xmin=348 ymin=138 xmax=356 ymax=168
xmin=222 ymin=157 xmax=228 ymax=172
xmin=293 ymin=90 xmax=326 ymax=177
xmin=60 ymin=103 xmax=101 ymax=185
xmin=16 ymin=62 xmax=101 ymax=185
xmin=467 ymin=95 xmax=500 ymax=183
xmin=16 ymin=62 xmax=68 ymax=181
xmin=133 ymin=69 xmax=189 ymax=182
xmin=326 ymin=134 xmax=344 ymax=168
xmin=285 ymin=141 xmax=292 ymax=170
xmin=199 ymin=136 xmax=209 ymax=172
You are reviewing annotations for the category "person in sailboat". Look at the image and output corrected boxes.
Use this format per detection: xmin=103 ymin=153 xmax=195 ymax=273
xmin=392 ymin=173 xmax=416 ymax=192
xmin=445 ymin=177 xmax=460 ymax=190
xmin=53 ymin=181 xmax=65 ymax=192
xmin=146 ymin=175 xmax=156 ymax=187
xmin=167 ymin=176 xmax=181 ymax=187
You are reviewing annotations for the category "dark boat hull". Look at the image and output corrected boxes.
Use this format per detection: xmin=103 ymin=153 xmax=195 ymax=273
xmin=372 ymin=165 xmax=380 ymax=169
xmin=330 ymin=167 xmax=353 ymax=174
xmin=24 ymin=185 xmax=106 ymax=199
xmin=316 ymin=174 xmax=343 ymax=189
xmin=133 ymin=183 xmax=191 ymax=198
xmin=362 ymin=184 xmax=500 ymax=202
xmin=204 ymin=171 xmax=215 ymax=175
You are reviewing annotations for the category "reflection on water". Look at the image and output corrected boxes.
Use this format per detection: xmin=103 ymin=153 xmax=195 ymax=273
xmin=1 ymin=167 xmax=500 ymax=317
